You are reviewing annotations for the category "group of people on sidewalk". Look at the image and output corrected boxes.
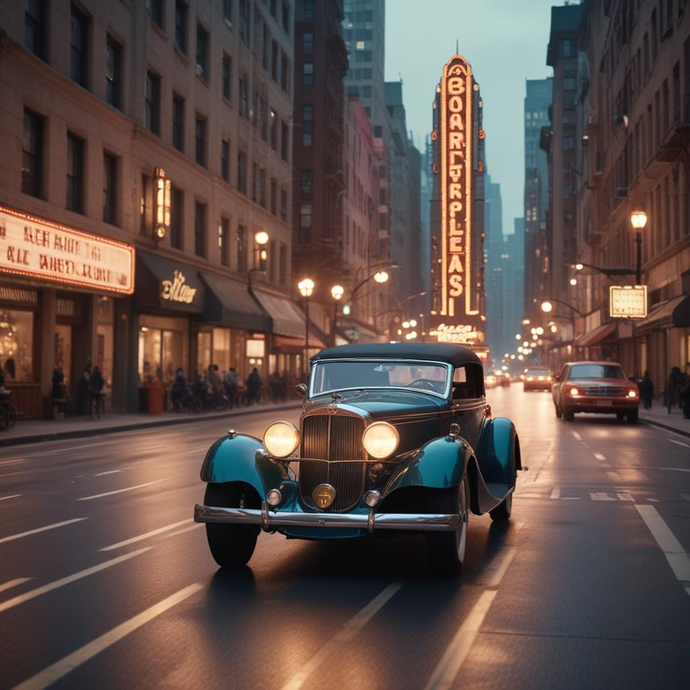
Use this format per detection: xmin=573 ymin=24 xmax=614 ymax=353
xmin=50 ymin=363 xmax=106 ymax=418
xmin=637 ymin=366 xmax=690 ymax=419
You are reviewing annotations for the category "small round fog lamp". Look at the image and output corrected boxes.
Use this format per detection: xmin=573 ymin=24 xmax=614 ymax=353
xmin=266 ymin=489 xmax=282 ymax=506
xmin=364 ymin=490 xmax=381 ymax=508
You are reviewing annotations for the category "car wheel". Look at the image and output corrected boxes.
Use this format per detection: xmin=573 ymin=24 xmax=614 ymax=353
xmin=555 ymin=404 xmax=562 ymax=419
xmin=204 ymin=483 xmax=260 ymax=568
xmin=490 ymin=491 xmax=512 ymax=522
xmin=563 ymin=407 xmax=575 ymax=422
xmin=426 ymin=478 xmax=469 ymax=578
xmin=626 ymin=410 xmax=638 ymax=424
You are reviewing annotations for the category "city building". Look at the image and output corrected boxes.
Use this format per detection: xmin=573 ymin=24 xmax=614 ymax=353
xmin=419 ymin=135 xmax=434 ymax=316
xmin=0 ymin=0 xmax=297 ymax=416
xmin=484 ymin=174 xmax=505 ymax=359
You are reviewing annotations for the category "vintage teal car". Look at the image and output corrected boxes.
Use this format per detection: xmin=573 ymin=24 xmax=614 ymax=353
xmin=194 ymin=343 xmax=521 ymax=576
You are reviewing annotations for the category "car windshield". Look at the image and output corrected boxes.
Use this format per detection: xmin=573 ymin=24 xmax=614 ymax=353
xmin=526 ymin=368 xmax=549 ymax=375
xmin=311 ymin=360 xmax=450 ymax=397
xmin=568 ymin=364 xmax=626 ymax=380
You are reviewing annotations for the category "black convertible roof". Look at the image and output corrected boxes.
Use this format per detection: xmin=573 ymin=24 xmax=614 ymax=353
xmin=311 ymin=342 xmax=482 ymax=367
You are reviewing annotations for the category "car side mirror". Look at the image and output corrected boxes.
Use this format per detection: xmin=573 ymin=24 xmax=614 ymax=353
xmin=295 ymin=383 xmax=308 ymax=398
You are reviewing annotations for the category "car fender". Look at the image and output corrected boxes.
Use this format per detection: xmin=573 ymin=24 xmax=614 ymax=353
xmin=475 ymin=416 xmax=520 ymax=485
xmin=199 ymin=433 xmax=289 ymax=499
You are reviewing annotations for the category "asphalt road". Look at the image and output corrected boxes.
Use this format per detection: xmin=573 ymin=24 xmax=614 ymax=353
xmin=1 ymin=386 xmax=689 ymax=689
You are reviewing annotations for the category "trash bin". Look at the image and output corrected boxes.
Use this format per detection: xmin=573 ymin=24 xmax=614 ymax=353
xmin=147 ymin=385 xmax=164 ymax=414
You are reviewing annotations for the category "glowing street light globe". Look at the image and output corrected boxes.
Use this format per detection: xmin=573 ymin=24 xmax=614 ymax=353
xmin=515 ymin=334 xmax=521 ymax=340
xmin=569 ymin=278 xmax=578 ymax=286
xmin=630 ymin=209 xmax=648 ymax=230
xmin=550 ymin=324 xmax=558 ymax=333
xmin=331 ymin=284 xmax=344 ymax=301
xmin=541 ymin=301 xmax=553 ymax=313
xmin=575 ymin=262 xmax=584 ymax=271
xmin=374 ymin=271 xmax=389 ymax=284
xmin=298 ymin=278 xmax=315 ymax=298
xmin=402 ymin=321 xmax=410 ymax=329
xmin=536 ymin=327 xmax=544 ymax=335
xmin=409 ymin=319 xmax=417 ymax=328
xmin=254 ymin=230 xmax=269 ymax=245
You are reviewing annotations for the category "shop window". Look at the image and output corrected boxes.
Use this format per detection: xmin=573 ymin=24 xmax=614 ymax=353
xmin=70 ymin=4 xmax=89 ymax=88
xmin=103 ymin=153 xmax=118 ymax=225
xmin=175 ymin=0 xmax=188 ymax=54
xmin=213 ymin=328 xmax=231 ymax=371
xmin=54 ymin=324 xmax=72 ymax=390
xmin=197 ymin=331 xmax=212 ymax=374
xmin=25 ymin=0 xmax=46 ymax=60
xmin=66 ymin=132 xmax=84 ymax=214
xmin=194 ymin=201 xmax=206 ymax=257
xmin=22 ymin=109 xmax=43 ymax=199
xmin=105 ymin=35 xmax=122 ymax=109
xmin=138 ymin=321 xmax=186 ymax=385
xmin=0 ymin=310 xmax=34 ymax=382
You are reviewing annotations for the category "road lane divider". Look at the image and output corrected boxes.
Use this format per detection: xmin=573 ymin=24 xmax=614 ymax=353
xmin=590 ymin=492 xmax=617 ymax=501
xmin=550 ymin=487 xmax=560 ymax=499
xmin=99 ymin=519 xmax=193 ymax=551
xmin=11 ymin=582 xmax=203 ymax=690
xmin=635 ymin=504 xmax=690 ymax=596
xmin=77 ymin=479 xmax=170 ymax=502
xmin=93 ymin=470 xmax=121 ymax=477
xmin=423 ymin=590 xmax=498 ymax=690
xmin=667 ymin=438 xmax=690 ymax=448
xmin=0 ymin=494 xmax=21 ymax=502
xmin=280 ymin=581 xmax=403 ymax=690
xmin=0 ymin=577 xmax=32 ymax=594
xmin=0 ymin=518 xmax=87 ymax=545
xmin=594 ymin=452 xmax=606 ymax=461
xmin=0 ymin=548 xmax=151 ymax=614
xmin=165 ymin=524 xmax=203 ymax=538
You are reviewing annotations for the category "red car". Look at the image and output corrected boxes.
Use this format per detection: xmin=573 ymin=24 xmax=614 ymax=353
xmin=552 ymin=361 xmax=639 ymax=423
xmin=523 ymin=366 xmax=552 ymax=391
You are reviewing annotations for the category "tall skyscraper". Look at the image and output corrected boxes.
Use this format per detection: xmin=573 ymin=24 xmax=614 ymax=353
xmin=485 ymin=175 xmax=505 ymax=359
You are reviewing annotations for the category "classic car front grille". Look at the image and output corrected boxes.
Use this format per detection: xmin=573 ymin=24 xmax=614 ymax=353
xmin=300 ymin=414 xmax=366 ymax=512
xmin=579 ymin=386 xmax=625 ymax=397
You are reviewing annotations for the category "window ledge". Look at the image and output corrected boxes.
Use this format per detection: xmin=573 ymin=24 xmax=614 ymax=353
xmin=196 ymin=73 xmax=209 ymax=88
xmin=174 ymin=47 xmax=189 ymax=66
xmin=150 ymin=22 xmax=167 ymax=41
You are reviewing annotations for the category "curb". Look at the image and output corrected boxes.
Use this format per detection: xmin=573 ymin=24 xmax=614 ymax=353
xmin=639 ymin=416 xmax=690 ymax=439
xmin=0 ymin=403 xmax=302 ymax=448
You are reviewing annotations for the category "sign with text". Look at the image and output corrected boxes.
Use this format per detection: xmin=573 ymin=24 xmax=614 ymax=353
xmin=609 ymin=285 xmax=647 ymax=318
xmin=0 ymin=206 xmax=134 ymax=294
xmin=429 ymin=323 xmax=480 ymax=344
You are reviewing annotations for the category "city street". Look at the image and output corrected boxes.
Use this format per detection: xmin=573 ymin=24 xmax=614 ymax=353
xmin=1 ymin=387 xmax=689 ymax=690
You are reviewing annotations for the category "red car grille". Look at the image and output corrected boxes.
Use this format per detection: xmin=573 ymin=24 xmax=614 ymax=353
xmin=579 ymin=386 xmax=625 ymax=397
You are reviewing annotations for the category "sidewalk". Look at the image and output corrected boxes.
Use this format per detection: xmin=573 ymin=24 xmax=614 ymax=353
xmin=639 ymin=402 xmax=690 ymax=438
xmin=0 ymin=400 xmax=302 ymax=448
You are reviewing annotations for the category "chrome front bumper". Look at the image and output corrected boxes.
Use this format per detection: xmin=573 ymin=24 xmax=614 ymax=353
xmin=194 ymin=503 xmax=462 ymax=532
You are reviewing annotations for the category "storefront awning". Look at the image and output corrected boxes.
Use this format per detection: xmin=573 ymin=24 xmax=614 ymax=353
xmin=337 ymin=318 xmax=379 ymax=343
xmin=252 ymin=289 xmax=306 ymax=338
xmin=136 ymin=252 xmax=205 ymax=313
xmin=201 ymin=273 xmax=271 ymax=332
xmin=575 ymin=322 xmax=617 ymax=348
xmin=274 ymin=333 xmax=327 ymax=352
xmin=634 ymin=294 xmax=690 ymax=333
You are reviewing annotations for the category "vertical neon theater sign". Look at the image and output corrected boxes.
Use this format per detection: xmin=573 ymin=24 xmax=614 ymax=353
xmin=439 ymin=54 xmax=478 ymax=322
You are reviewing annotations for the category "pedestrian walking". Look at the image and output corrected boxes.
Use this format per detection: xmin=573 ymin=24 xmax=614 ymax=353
xmin=246 ymin=367 xmax=262 ymax=405
xmin=88 ymin=366 xmax=105 ymax=418
xmin=224 ymin=367 xmax=238 ymax=407
xmin=681 ymin=365 xmax=690 ymax=419
xmin=170 ymin=368 xmax=189 ymax=411
xmin=639 ymin=370 xmax=654 ymax=410
xmin=666 ymin=366 xmax=682 ymax=414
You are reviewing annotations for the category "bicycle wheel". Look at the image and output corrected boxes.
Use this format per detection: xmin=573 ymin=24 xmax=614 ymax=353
xmin=6 ymin=402 xmax=17 ymax=428
xmin=0 ymin=405 xmax=10 ymax=431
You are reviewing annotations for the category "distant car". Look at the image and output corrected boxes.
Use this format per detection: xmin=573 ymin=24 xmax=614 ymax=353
xmin=485 ymin=373 xmax=498 ymax=388
xmin=552 ymin=361 xmax=639 ymax=423
xmin=498 ymin=371 xmax=511 ymax=387
xmin=195 ymin=343 xmax=521 ymax=577
xmin=523 ymin=367 xmax=552 ymax=391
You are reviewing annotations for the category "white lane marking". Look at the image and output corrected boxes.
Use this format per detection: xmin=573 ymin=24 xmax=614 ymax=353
xmin=668 ymin=438 xmax=690 ymax=448
xmin=616 ymin=493 xmax=634 ymax=502
xmin=93 ymin=470 xmax=121 ymax=477
xmin=590 ymin=492 xmax=616 ymax=501
xmin=655 ymin=467 xmax=690 ymax=473
xmin=0 ymin=459 xmax=26 ymax=467
xmin=0 ymin=518 xmax=87 ymax=545
xmin=280 ymin=582 xmax=403 ymax=690
xmin=594 ymin=452 xmax=607 ymax=461
xmin=648 ymin=498 xmax=661 ymax=503
xmin=0 ymin=548 xmax=151 ymax=614
xmin=486 ymin=547 xmax=518 ymax=588
xmin=0 ymin=494 xmax=21 ymax=502
xmin=422 ymin=590 xmax=498 ymax=690
xmin=635 ymin=505 xmax=690 ymax=593
xmin=12 ymin=582 xmax=203 ymax=690
xmin=0 ymin=577 xmax=32 ymax=593
xmin=77 ymin=479 xmax=170 ymax=502
xmin=165 ymin=524 xmax=203 ymax=538
xmin=561 ymin=497 xmax=581 ymax=500
xmin=550 ymin=487 xmax=560 ymax=500
xmin=571 ymin=430 xmax=583 ymax=441
xmin=100 ymin=519 xmax=193 ymax=551
xmin=515 ymin=493 xmax=544 ymax=499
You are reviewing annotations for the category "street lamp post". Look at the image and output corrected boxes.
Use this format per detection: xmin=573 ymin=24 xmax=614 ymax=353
xmin=248 ymin=230 xmax=269 ymax=291
xmin=330 ymin=284 xmax=344 ymax=346
xmin=630 ymin=209 xmax=647 ymax=285
xmin=298 ymin=279 xmax=315 ymax=380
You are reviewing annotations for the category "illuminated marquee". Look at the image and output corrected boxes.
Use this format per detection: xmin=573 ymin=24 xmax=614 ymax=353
xmin=440 ymin=54 xmax=477 ymax=319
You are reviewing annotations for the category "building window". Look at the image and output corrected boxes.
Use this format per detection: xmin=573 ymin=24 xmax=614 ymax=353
xmin=140 ymin=174 xmax=151 ymax=235
xmin=219 ymin=218 xmax=230 ymax=266
xmin=279 ymin=243 xmax=287 ymax=285
xmin=563 ymin=77 xmax=576 ymax=91
xmin=239 ymin=76 xmax=248 ymax=117
xmin=563 ymin=136 xmax=574 ymax=150
xmin=270 ymin=178 xmax=277 ymax=215
xmin=25 ymin=0 xmax=46 ymax=60
xmin=194 ymin=201 xmax=206 ymax=257
xmin=271 ymin=40 xmax=279 ymax=81
xmin=196 ymin=24 xmax=209 ymax=80
xmin=70 ymin=4 xmax=89 ymax=88
xmin=281 ymin=119 xmax=289 ymax=160
xmin=237 ymin=150 xmax=247 ymax=194
xmin=221 ymin=139 xmax=230 ymax=182
xmin=222 ymin=54 xmax=232 ymax=100
xmin=259 ymin=168 xmax=266 ymax=207
xmin=103 ymin=153 xmax=117 ymax=224
xmin=270 ymin=109 xmax=278 ymax=150
xmin=239 ymin=0 xmax=249 ymax=43
xmin=105 ymin=36 xmax=122 ymax=109
xmin=145 ymin=71 xmax=161 ymax=135
xmin=66 ymin=132 xmax=84 ymax=214
xmin=302 ymin=105 xmax=313 ymax=146
xmin=252 ymin=163 xmax=259 ymax=202
xmin=280 ymin=187 xmax=288 ymax=221
xmin=282 ymin=0 xmax=290 ymax=33
xmin=300 ymin=169 xmax=312 ymax=195
xmin=303 ymin=31 xmax=313 ymax=54
xmin=175 ymin=0 xmax=188 ymax=54
xmin=237 ymin=225 xmax=247 ymax=272
xmin=223 ymin=0 xmax=232 ymax=21
xmin=303 ymin=62 xmax=314 ymax=87
xmin=561 ymin=39 xmax=572 ymax=58
xmin=304 ymin=0 xmax=315 ymax=21
xmin=195 ymin=116 xmax=206 ymax=167
xmin=299 ymin=203 xmax=312 ymax=243
xmin=22 ymin=110 xmax=43 ymax=198
xmin=172 ymin=95 xmax=184 ymax=151
xmin=170 ymin=187 xmax=183 ymax=249
xmin=148 ymin=0 xmax=164 ymax=28
xmin=281 ymin=52 xmax=289 ymax=92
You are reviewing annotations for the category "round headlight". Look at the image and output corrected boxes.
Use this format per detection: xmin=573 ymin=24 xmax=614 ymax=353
xmin=627 ymin=389 xmax=638 ymax=398
xmin=569 ymin=387 xmax=580 ymax=397
xmin=263 ymin=421 xmax=299 ymax=458
xmin=362 ymin=422 xmax=399 ymax=459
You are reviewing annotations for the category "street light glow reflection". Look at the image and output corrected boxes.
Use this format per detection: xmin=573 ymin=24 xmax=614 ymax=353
xmin=541 ymin=301 xmax=553 ymax=313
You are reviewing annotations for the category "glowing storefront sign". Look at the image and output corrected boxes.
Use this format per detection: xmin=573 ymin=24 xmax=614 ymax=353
xmin=440 ymin=54 xmax=476 ymax=318
xmin=161 ymin=270 xmax=197 ymax=304
xmin=610 ymin=285 xmax=647 ymax=318
xmin=0 ymin=206 xmax=134 ymax=294
xmin=429 ymin=323 xmax=479 ymax=344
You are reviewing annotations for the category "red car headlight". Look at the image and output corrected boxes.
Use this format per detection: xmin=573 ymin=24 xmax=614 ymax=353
xmin=627 ymin=389 xmax=638 ymax=398
xmin=568 ymin=386 xmax=580 ymax=397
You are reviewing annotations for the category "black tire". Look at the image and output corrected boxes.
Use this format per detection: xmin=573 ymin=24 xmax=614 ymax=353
xmin=555 ymin=404 xmax=562 ymax=419
xmin=626 ymin=410 xmax=638 ymax=424
xmin=204 ymin=483 xmax=260 ymax=568
xmin=490 ymin=491 xmax=513 ymax=522
xmin=426 ymin=478 xmax=469 ymax=578
xmin=563 ymin=407 xmax=574 ymax=422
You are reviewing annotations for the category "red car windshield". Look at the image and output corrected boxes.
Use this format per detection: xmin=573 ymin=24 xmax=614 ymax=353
xmin=568 ymin=364 xmax=626 ymax=380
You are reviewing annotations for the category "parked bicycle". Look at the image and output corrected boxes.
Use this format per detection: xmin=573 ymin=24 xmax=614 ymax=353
xmin=0 ymin=391 xmax=18 ymax=431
